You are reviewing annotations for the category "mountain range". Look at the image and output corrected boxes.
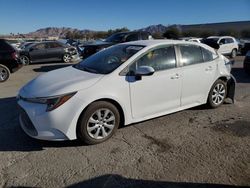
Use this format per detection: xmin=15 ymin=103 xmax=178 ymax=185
xmin=13 ymin=21 xmax=250 ymax=38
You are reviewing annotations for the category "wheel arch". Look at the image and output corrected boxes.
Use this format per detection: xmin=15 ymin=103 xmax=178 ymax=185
xmin=76 ymin=98 xmax=126 ymax=138
xmin=210 ymin=76 xmax=235 ymax=103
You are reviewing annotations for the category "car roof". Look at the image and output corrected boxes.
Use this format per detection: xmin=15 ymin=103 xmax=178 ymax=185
xmin=123 ymin=39 xmax=200 ymax=47
xmin=122 ymin=39 xmax=217 ymax=53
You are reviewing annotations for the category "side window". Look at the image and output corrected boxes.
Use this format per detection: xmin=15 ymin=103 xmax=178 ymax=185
xmin=33 ymin=43 xmax=46 ymax=50
xmin=141 ymin=32 xmax=149 ymax=40
xmin=179 ymin=45 xmax=203 ymax=66
xmin=130 ymin=46 xmax=176 ymax=73
xmin=219 ymin=38 xmax=226 ymax=45
xmin=126 ymin=34 xmax=139 ymax=42
xmin=48 ymin=42 xmax=61 ymax=48
xmin=226 ymin=38 xmax=234 ymax=44
xmin=201 ymin=47 xmax=216 ymax=62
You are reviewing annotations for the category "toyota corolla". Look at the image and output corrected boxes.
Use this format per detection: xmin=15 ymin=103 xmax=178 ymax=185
xmin=17 ymin=40 xmax=235 ymax=144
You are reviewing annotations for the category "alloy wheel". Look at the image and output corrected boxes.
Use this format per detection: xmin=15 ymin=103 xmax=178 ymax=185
xmin=63 ymin=54 xmax=71 ymax=63
xmin=0 ymin=67 xmax=8 ymax=81
xmin=20 ymin=56 xmax=29 ymax=65
xmin=212 ymin=83 xmax=226 ymax=105
xmin=87 ymin=108 xmax=115 ymax=140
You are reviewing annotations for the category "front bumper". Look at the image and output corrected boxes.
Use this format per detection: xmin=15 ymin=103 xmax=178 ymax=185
xmin=17 ymin=94 xmax=86 ymax=141
xmin=18 ymin=103 xmax=69 ymax=141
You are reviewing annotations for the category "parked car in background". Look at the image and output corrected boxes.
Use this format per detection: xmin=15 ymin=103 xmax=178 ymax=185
xmin=19 ymin=41 xmax=79 ymax=65
xmin=243 ymin=51 xmax=250 ymax=74
xmin=18 ymin=42 xmax=36 ymax=50
xmin=6 ymin=39 xmax=23 ymax=49
xmin=79 ymin=31 xmax=152 ymax=58
xmin=0 ymin=39 xmax=22 ymax=82
xmin=180 ymin=37 xmax=203 ymax=43
xmin=205 ymin=36 xmax=238 ymax=58
xmin=241 ymin=41 xmax=250 ymax=56
xmin=18 ymin=40 xmax=235 ymax=144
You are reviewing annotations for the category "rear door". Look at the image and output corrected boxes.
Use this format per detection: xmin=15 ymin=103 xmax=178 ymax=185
xmin=178 ymin=44 xmax=218 ymax=107
xmin=46 ymin=42 xmax=64 ymax=60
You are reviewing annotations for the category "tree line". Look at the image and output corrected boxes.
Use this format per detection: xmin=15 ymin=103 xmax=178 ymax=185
xmin=153 ymin=27 xmax=250 ymax=39
xmin=65 ymin=27 xmax=130 ymax=40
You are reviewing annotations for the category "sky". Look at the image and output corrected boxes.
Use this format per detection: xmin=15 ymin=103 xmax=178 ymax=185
xmin=0 ymin=0 xmax=250 ymax=34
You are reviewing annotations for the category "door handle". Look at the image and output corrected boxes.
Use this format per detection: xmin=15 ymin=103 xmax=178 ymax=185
xmin=205 ymin=66 xmax=213 ymax=71
xmin=171 ymin=74 xmax=180 ymax=79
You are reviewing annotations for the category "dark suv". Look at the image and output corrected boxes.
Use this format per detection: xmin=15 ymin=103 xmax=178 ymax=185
xmin=19 ymin=41 xmax=78 ymax=65
xmin=79 ymin=31 xmax=152 ymax=58
xmin=0 ymin=39 xmax=22 ymax=82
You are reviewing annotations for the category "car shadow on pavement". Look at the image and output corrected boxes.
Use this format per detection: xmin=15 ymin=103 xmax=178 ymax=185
xmin=33 ymin=64 xmax=72 ymax=72
xmin=0 ymin=97 xmax=85 ymax=152
xmin=231 ymin=67 xmax=250 ymax=84
xmin=66 ymin=174 xmax=249 ymax=188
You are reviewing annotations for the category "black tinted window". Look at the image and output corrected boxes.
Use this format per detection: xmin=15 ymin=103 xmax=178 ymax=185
xmin=180 ymin=45 xmax=203 ymax=66
xmin=33 ymin=43 xmax=46 ymax=50
xmin=131 ymin=46 xmax=176 ymax=72
xmin=126 ymin=34 xmax=139 ymax=42
xmin=48 ymin=42 xmax=62 ymax=48
xmin=141 ymin=32 xmax=149 ymax=40
xmin=226 ymin=38 xmax=234 ymax=43
xmin=219 ymin=39 xmax=226 ymax=44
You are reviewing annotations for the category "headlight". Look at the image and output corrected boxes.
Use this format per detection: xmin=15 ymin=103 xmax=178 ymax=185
xmin=22 ymin=92 xmax=77 ymax=112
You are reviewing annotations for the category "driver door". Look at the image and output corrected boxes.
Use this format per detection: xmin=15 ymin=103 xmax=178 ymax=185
xmin=29 ymin=43 xmax=48 ymax=62
xmin=128 ymin=46 xmax=182 ymax=119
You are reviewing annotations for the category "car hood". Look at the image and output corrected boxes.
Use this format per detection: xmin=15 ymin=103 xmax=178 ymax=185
xmin=19 ymin=66 xmax=104 ymax=98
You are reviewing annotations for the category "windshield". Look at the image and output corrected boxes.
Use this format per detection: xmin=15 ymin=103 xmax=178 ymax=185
xmin=105 ymin=33 xmax=127 ymax=43
xmin=74 ymin=44 xmax=144 ymax=74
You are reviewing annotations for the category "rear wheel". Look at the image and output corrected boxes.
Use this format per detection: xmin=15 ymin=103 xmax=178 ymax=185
xmin=207 ymin=80 xmax=227 ymax=108
xmin=63 ymin=53 xmax=71 ymax=63
xmin=77 ymin=101 xmax=120 ymax=145
xmin=20 ymin=55 xmax=30 ymax=65
xmin=0 ymin=64 xmax=10 ymax=82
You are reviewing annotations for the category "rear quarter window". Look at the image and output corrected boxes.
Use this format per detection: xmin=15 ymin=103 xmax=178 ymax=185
xmin=201 ymin=47 xmax=217 ymax=62
xmin=179 ymin=45 xmax=203 ymax=66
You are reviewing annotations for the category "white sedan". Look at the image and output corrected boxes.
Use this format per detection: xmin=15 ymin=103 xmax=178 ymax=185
xmin=17 ymin=40 xmax=235 ymax=144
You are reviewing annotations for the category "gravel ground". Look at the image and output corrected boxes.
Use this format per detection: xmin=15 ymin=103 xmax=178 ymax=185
xmin=0 ymin=57 xmax=249 ymax=188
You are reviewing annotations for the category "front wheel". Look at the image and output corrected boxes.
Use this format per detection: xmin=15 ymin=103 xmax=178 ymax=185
xmin=207 ymin=80 xmax=227 ymax=108
xmin=77 ymin=101 xmax=120 ymax=145
xmin=0 ymin=64 xmax=10 ymax=82
xmin=63 ymin=53 xmax=71 ymax=63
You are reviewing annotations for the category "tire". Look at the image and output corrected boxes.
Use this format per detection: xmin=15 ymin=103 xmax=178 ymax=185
xmin=77 ymin=101 xmax=120 ymax=145
xmin=0 ymin=64 xmax=10 ymax=82
xmin=63 ymin=53 xmax=71 ymax=63
xmin=207 ymin=79 xmax=227 ymax=108
xmin=20 ymin=55 xmax=30 ymax=65
xmin=230 ymin=49 xmax=237 ymax=58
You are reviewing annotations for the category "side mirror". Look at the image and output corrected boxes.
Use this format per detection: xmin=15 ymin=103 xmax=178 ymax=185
xmin=135 ymin=66 xmax=155 ymax=79
xmin=29 ymin=47 xmax=34 ymax=52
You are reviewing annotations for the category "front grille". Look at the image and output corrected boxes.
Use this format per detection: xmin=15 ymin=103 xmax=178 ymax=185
xmin=18 ymin=105 xmax=38 ymax=136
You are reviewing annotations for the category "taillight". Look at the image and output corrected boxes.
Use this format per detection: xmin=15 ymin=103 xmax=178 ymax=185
xmin=11 ymin=52 xmax=18 ymax=60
